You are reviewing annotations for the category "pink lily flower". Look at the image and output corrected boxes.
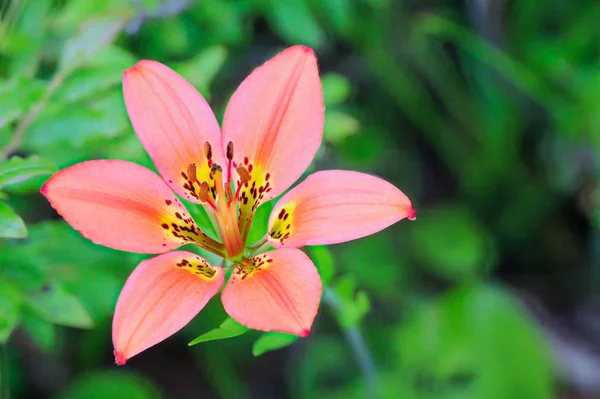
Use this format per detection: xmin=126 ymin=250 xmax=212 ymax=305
xmin=41 ymin=45 xmax=415 ymax=365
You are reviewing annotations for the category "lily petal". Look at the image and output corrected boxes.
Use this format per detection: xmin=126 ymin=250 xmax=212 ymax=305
xmin=41 ymin=160 xmax=223 ymax=255
xmin=221 ymin=248 xmax=322 ymax=336
xmin=113 ymin=251 xmax=224 ymax=364
xmin=123 ymin=60 xmax=223 ymax=204
xmin=267 ymin=170 xmax=415 ymax=248
xmin=222 ymin=45 xmax=324 ymax=239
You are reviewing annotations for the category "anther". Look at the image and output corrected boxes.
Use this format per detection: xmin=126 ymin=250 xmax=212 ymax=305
xmin=198 ymin=182 xmax=209 ymax=202
xmin=187 ymin=163 xmax=198 ymax=183
xmin=204 ymin=142 xmax=212 ymax=160
xmin=209 ymin=163 xmax=222 ymax=180
xmin=225 ymin=184 xmax=233 ymax=203
xmin=211 ymin=163 xmax=222 ymax=174
xmin=226 ymin=141 xmax=234 ymax=161
xmin=236 ymin=165 xmax=250 ymax=184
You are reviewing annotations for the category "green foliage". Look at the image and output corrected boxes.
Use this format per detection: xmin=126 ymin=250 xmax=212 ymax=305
xmin=396 ymin=284 xmax=555 ymax=399
xmin=173 ymin=46 xmax=229 ymax=98
xmin=0 ymin=202 xmax=27 ymax=238
xmin=54 ymin=371 xmax=163 ymax=399
xmin=410 ymin=204 xmax=496 ymax=280
xmin=264 ymin=0 xmax=326 ymax=49
xmin=0 ymin=156 xmax=56 ymax=189
xmin=330 ymin=276 xmax=371 ymax=329
xmin=0 ymin=282 xmax=20 ymax=343
xmin=252 ymin=332 xmax=299 ymax=356
xmin=27 ymin=284 xmax=93 ymax=329
xmin=310 ymin=246 xmax=336 ymax=286
xmin=188 ymin=317 xmax=249 ymax=346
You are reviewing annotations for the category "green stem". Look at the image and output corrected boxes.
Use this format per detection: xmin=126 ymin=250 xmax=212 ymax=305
xmin=0 ymin=70 xmax=67 ymax=160
xmin=247 ymin=234 xmax=268 ymax=250
xmin=324 ymin=287 xmax=377 ymax=399
xmin=246 ymin=235 xmax=271 ymax=258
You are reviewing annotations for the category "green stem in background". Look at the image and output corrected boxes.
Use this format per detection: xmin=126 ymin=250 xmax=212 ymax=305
xmin=0 ymin=344 xmax=9 ymax=399
xmin=0 ymin=70 xmax=67 ymax=160
xmin=324 ymin=287 xmax=377 ymax=399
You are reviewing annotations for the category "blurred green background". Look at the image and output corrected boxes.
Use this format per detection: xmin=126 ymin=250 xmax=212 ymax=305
xmin=1 ymin=0 xmax=599 ymax=398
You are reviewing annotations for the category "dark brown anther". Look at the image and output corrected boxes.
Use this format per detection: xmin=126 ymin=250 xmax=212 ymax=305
xmin=210 ymin=163 xmax=222 ymax=175
xmin=225 ymin=184 xmax=233 ymax=203
xmin=236 ymin=165 xmax=250 ymax=184
xmin=187 ymin=163 xmax=198 ymax=183
xmin=199 ymin=181 xmax=209 ymax=202
xmin=204 ymin=142 xmax=212 ymax=160
xmin=226 ymin=141 xmax=234 ymax=161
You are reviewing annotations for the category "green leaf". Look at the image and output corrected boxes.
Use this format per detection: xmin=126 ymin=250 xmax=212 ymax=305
xmin=0 ymin=77 xmax=45 ymax=129
xmin=6 ymin=0 xmax=51 ymax=77
xmin=309 ymin=246 xmax=336 ymax=286
xmin=0 ymin=201 xmax=27 ymax=238
xmin=331 ymin=275 xmax=371 ymax=329
xmin=188 ymin=317 xmax=249 ymax=346
xmin=265 ymin=0 xmax=326 ymax=49
xmin=54 ymin=68 xmax=123 ymax=104
xmin=253 ymin=332 xmax=299 ymax=356
xmin=193 ymin=0 xmax=245 ymax=46
xmin=55 ymin=371 xmax=163 ymax=399
xmin=315 ymin=0 xmax=354 ymax=35
xmin=324 ymin=110 xmax=360 ymax=144
xmin=0 ymin=281 xmax=21 ymax=343
xmin=53 ymin=0 xmax=132 ymax=31
xmin=24 ymin=97 xmax=127 ymax=149
xmin=26 ymin=284 xmax=93 ymax=329
xmin=0 ymin=156 xmax=56 ymax=190
xmin=174 ymin=46 xmax=228 ymax=97
xmin=396 ymin=284 xmax=554 ymax=399
xmin=22 ymin=310 xmax=55 ymax=352
xmin=410 ymin=204 xmax=496 ymax=280
xmin=322 ymin=73 xmax=352 ymax=106
xmin=59 ymin=16 xmax=126 ymax=72
xmin=0 ymin=221 xmax=138 ymax=323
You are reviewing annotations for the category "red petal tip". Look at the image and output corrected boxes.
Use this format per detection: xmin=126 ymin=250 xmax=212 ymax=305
xmin=114 ymin=351 xmax=127 ymax=366
xmin=300 ymin=328 xmax=311 ymax=337
xmin=40 ymin=182 xmax=48 ymax=196
xmin=407 ymin=207 xmax=416 ymax=221
xmin=295 ymin=44 xmax=314 ymax=54
xmin=123 ymin=60 xmax=149 ymax=76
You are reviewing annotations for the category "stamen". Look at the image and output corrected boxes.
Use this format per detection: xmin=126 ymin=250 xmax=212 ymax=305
xmin=187 ymin=163 xmax=198 ymax=183
xmin=234 ymin=165 xmax=251 ymax=202
xmin=236 ymin=166 xmax=250 ymax=184
xmin=210 ymin=163 xmax=222 ymax=175
xmin=226 ymin=141 xmax=234 ymax=184
xmin=225 ymin=184 xmax=233 ymax=204
xmin=204 ymin=142 xmax=213 ymax=166
xmin=226 ymin=141 xmax=234 ymax=161
xmin=199 ymin=181 xmax=217 ymax=211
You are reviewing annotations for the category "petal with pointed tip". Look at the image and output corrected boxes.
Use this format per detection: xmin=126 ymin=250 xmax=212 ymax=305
xmin=222 ymin=45 xmax=324 ymax=239
xmin=41 ymin=160 xmax=222 ymax=254
xmin=267 ymin=170 xmax=415 ymax=248
xmin=221 ymin=248 xmax=322 ymax=336
xmin=113 ymin=251 xmax=224 ymax=364
xmin=123 ymin=60 xmax=223 ymax=203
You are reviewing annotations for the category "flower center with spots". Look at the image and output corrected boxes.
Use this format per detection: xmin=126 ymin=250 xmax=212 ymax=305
xmin=172 ymin=141 xmax=273 ymax=260
xmin=269 ymin=206 xmax=294 ymax=245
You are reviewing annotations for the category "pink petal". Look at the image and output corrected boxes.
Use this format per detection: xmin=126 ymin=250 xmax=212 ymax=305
xmin=123 ymin=60 xmax=223 ymax=203
xmin=41 ymin=160 xmax=223 ymax=255
xmin=221 ymin=248 xmax=322 ymax=336
xmin=222 ymin=45 xmax=324 ymax=239
xmin=113 ymin=251 xmax=224 ymax=364
xmin=267 ymin=170 xmax=415 ymax=248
